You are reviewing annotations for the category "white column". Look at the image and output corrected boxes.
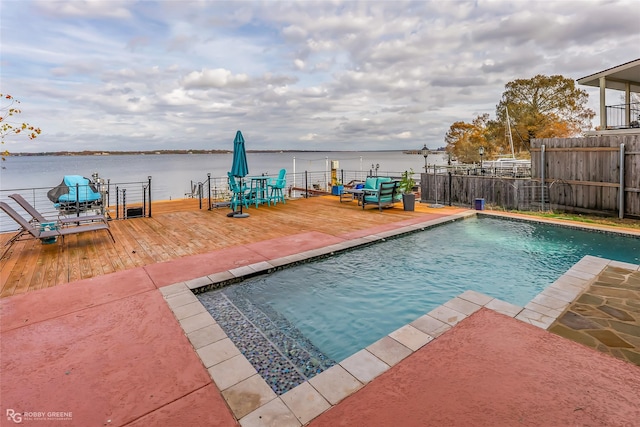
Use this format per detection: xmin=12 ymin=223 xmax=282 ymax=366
xmin=599 ymin=76 xmax=607 ymax=130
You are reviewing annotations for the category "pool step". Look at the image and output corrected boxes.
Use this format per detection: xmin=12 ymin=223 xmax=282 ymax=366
xmin=197 ymin=288 xmax=335 ymax=395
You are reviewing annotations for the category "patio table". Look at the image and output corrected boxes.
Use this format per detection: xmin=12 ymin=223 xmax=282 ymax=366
xmin=341 ymin=188 xmax=365 ymax=205
xmin=248 ymin=176 xmax=271 ymax=206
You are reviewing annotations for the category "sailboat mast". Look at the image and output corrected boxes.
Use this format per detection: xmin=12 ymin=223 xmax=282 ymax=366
xmin=506 ymin=108 xmax=515 ymax=159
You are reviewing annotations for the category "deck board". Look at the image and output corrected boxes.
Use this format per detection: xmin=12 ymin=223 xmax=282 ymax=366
xmin=0 ymin=196 xmax=460 ymax=297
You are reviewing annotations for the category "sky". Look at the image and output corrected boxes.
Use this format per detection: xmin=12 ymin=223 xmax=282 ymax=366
xmin=1 ymin=0 xmax=639 ymax=153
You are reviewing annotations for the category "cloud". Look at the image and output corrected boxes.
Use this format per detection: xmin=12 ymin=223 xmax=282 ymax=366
xmin=1 ymin=0 xmax=638 ymax=153
xmin=182 ymin=69 xmax=251 ymax=89
xmin=35 ymin=0 xmax=132 ymax=19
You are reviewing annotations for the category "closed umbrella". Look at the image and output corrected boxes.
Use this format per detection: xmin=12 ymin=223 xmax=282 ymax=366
xmin=230 ymin=130 xmax=249 ymax=218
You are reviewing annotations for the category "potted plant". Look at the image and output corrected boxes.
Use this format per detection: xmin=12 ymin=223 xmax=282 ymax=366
xmin=398 ymin=169 xmax=416 ymax=211
xmin=331 ymin=180 xmax=344 ymax=196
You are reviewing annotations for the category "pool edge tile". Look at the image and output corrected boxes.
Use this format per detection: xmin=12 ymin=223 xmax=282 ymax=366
xmin=179 ymin=311 xmax=217 ymax=334
xmin=208 ymin=353 xmax=258 ymax=392
xmin=158 ymin=282 xmax=189 ymax=297
xmin=239 ymin=397 xmax=301 ymax=427
xmin=307 ymin=365 xmax=363 ymax=406
xmin=222 ymin=374 xmax=278 ymax=420
xmin=196 ymin=337 xmax=242 ymax=368
xmin=339 ymin=349 xmax=390 ymax=384
xmin=280 ymin=382 xmax=331 ymax=426
xmin=410 ymin=314 xmax=452 ymax=338
xmin=483 ymin=299 xmax=523 ymax=318
xmin=187 ymin=323 xmax=227 ymax=349
xmin=427 ymin=305 xmax=468 ymax=326
xmin=388 ymin=324 xmax=434 ymax=351
xmin=443 ymin=297 xmax=482 ymax=317
xmin=366 ymin=336 xmax=413 ymax=367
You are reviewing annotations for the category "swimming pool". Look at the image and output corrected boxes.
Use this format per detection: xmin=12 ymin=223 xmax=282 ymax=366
xmin=197 ymin=216 xmax=638 ymax=393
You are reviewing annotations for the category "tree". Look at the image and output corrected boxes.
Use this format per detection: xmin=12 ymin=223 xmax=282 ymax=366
xmin=1 ymin=94 xmax=41 ymax=161
xmin=445 ymin=114 xmax=492 ymax=163
xmin=494 ymin=75 xmax=594 ymax=151
xmin=444 ymin=75 xmax=596 ymax=160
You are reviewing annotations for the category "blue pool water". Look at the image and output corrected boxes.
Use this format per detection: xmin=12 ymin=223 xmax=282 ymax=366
xmin=198 ymin=216 xmax=638 ymax=393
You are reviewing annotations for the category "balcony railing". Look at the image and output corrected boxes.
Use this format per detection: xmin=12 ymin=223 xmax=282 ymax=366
xmin=605 ymin=102 xmax=640 ymax=129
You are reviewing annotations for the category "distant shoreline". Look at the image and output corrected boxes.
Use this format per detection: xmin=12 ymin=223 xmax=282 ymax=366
xmin=8 ymin=149 xmax=425 ymax=157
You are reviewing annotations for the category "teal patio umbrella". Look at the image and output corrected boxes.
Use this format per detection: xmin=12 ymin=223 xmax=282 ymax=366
xmin=230 ymin=130 xmax=250 ymax=218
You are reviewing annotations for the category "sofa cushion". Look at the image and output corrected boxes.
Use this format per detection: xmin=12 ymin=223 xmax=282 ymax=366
xmin=376 ymin=177 xmax=392 ymax=187
xmin=364 ymin=177 xmax=378 ymax=190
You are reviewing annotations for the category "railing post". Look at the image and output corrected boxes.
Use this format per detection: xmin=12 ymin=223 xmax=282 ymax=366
xmin=122 ymin=188 xmax=127 ymax=219
xmin=75 ymin=183 xmax=80 ymax=217
xmin=148 ymin=176 xmax=152 ymax=218
xmin=116 ymin=186 xmax=120 ymax=220
xmin=207 ymin=173 xmax=211 ymax=211
xmin=143 ymin=181 xmax=147 ymax=217
xmin=305 ymin=171 xmax=309 ymax=199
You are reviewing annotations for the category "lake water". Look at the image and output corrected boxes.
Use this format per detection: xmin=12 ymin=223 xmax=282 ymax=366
xmin=0 ymin=151 xmax=447 ymax=201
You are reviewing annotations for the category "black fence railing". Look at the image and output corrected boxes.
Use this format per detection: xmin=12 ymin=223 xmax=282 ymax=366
xmin=189 ymin=169 xmax=417 ymax=208
xmin=605 ymin=102 xmax=640 ymax=129
xmin=0 ymin=176 xmax=152 ymax=233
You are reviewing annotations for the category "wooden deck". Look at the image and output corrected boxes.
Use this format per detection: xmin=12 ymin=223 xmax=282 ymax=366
xmin=0 ymin=196 xmax=462 ymax=297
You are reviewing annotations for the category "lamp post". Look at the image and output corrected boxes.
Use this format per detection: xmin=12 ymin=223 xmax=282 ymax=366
xmin=478 ymin=146 xmax=485 ymax=175
xmin=421 ymin=144 xmax=429 ymax=172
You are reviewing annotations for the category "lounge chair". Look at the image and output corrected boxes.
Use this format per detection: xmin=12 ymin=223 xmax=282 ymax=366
xmin=9 ymin=193 xmax=108 ymax=226
xmin=1 ymin=202 xmax=115 ymax=257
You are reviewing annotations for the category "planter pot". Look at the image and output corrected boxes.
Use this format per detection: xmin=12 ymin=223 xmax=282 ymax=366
xmin=331 ymin=185 xmax=344 ymax=196
xmin=402 ymin=193 xmax=415 ymax=211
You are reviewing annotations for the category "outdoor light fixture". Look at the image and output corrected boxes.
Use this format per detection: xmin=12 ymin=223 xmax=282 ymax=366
xmin=478 ymin=146 xmax=485 ymax=174
xmin=421 ymin=144 xmax=429 ymax=171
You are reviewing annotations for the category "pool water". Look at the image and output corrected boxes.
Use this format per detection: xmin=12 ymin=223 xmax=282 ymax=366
xmin=198 ymin=216 xmax=638 ymax=393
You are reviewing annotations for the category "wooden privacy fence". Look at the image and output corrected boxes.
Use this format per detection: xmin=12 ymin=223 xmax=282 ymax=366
xmin=420 ymin=134 xmax=639 ymax=218
xmin=531 ymin=135 xmax=639 ymax=218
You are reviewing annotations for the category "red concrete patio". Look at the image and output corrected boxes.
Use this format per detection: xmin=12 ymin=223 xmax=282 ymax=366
xmin=310 ymin=308 xmax=640 ymax=427
xmin=2 ymin=218 xmax=640 ymax=426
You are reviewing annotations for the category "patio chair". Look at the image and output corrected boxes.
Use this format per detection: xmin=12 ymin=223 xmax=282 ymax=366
xmin=228 ymin=172 xmax=250 ymax=211
xmin=362 ymin=181 xmax=399 ymax=211
xmin=267 ymin=169 xmax=287 ymax=205
xmin=1 ymin=202 xmax=115 ymax=257
xmin=9 ymin=193 xmax=108 ymax=226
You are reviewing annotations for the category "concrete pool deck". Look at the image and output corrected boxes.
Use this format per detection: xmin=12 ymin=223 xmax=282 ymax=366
xmin=1 ymin=210 xmax=640 ymax=426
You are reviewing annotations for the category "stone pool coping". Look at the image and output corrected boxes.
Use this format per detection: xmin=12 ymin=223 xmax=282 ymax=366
xmin=160 ymin=212 xmax=640 ymax=426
